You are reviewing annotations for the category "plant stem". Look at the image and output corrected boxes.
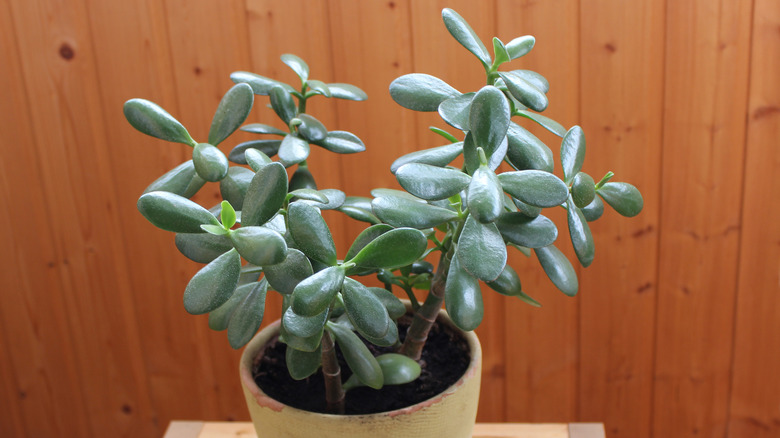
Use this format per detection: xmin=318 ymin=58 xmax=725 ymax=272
xmin=320 ymin=330 xmax=344 ymax=414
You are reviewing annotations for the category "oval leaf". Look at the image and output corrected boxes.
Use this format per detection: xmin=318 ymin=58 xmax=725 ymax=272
xmin=499 ymin=72 xmax=548 ymax=112
xmin=289 ymin=166 xmax=317 ymax=191
xmin=312 ymin=131 xmax=365 ymax=154
xmin=506 ymin=35 xmax=535 ymax=60
xmin=535 ymin=245 xmax=578 ymax=296
xmin=390 ymin=143 xmax=463 ymax=174
xmin=123 ymin=99 xmax=194 ymax=145
xmin=327 ymin=322 xmax=383 ymax=390
xmin=241 ymin=162 xmax=288 ymax=226
xmin=143 ymin=160 xmax=205 ymax=198
xmin=193 ymin=143 xmax=228 ymax=182
xmin=469 ymin=86 xmax=510 ymax=155
xmin=498 ymin=170 xmax=569 ymax=208
xmin=227 ymin=280 xmax=267 ymax=348
xmin=342 ymin=278 xmax=391 ymax=339
xmin=389 ymin=73 xmax=460 ymax=112
xmin=291 ymin=266 xmax=345 ymax=317
xmin=582 ymin=196 xmax=605 ymax=222
xmin=517 ymin=110 xmax=567 ymax=137
xmin=269 ymin=86 xmax=297 ymax=124
xmin=345 ymin=224 xmax=393 ymax=261
xmin=371 ymin=196 xmax=458 ymax=229
xmin=566 ymin=198 xmax=595 ymax=267
xmin=457 ymin=215 xmax=507 ymax=281
xmin=441 ymin=8 xmax=491 ymax=66
xmin=278 ymin=134 xmax=310 ymax=167
xmin=327 ymin=83 xmax=367 ymax=101
xmin=280 ymin=54 xmax=309 ymax=83
xmin=183 ymin=248 xmax=241 ymax=314
xmin=368 ymin=287 xmax=406 ymax=319
xmin=241 ymin=123 xmax=287 ymax=136
xmin=219 ymin=166 xmax=254 ymax=210
xmin=349 ymin=227 xmax=428 ymax=269
xmin=438 ymin=93 xmax=474 ymax=131
xmin=209 ymin=83 xmax=254 ymax=146
xmin=228 ymin=140 xmax=281 ymax=164
xmin=506 ymin=122 xmax=554 ymax=172
xmin=230 ymin=71 xmax=293 ymax=95
xmin=344 ymin=353 xmax=420 ymax=390
xmin=175 ymin=232 xmax=232 ymax=263
xmin=561 ymin=125 xmax=586 ymax=183
xmin=283 ymin=306 xmax=328 ymax=339
xmin=208 ymin=281 xmax=255 ymax=331
xmin=137 ymin=191 xmax=219 ymax=233
xmin=444 ymin=254 xmax=484 ymax=331
xmin=229 ymin=226 xmax=287 ymax=266
xmin=396 ymin=163 xmax=471 ymax=201
xmin=597 ymin=182 xmax=643 ymax=217
xmin=263 ymin=248 xmax=313 ymax=294
xmin=286 ymin=345 xmax=322 ymax=380
xmin=467 ymin=165 xmax=503 ymax=223
xmin=296 ymin=114 xmax=327 ymax=142
xmin=495 ymin=212 xmax=558 ymax=248
xmin=571 ymin=172 xmax=596 ymax=208
xmin=509 ymin=69 xmax=549 ymax=93
xmin=288 ymin=202 xmax=337 ymax=266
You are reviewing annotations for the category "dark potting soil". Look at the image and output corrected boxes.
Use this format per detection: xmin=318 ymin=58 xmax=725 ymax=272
xmin=252 ymin=315 xmax=471 ymax=415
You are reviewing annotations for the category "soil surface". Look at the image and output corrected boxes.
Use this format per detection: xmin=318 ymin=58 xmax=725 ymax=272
xmin=253 ymin=315 xmax=471 ymax=415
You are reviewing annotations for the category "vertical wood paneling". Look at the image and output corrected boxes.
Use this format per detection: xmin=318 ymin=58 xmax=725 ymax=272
xmin=728 ymin=1 xmax=780 ymax=436
xmin=578 ymin=1 xmax=664 ymax=437
xmin=653 ymin=0 xmax=753 ymax=436
xmin=496 ymin=0 xmax=581 ymax=423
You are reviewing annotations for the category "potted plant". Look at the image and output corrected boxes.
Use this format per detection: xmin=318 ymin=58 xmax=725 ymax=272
xmin=124 ymin=7 xmax=643 ymax=438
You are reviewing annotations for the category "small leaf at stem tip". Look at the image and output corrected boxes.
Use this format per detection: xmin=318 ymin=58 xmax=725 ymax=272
xmin=220 ymin=201 xmax=236 ymax=229
xmin=597 ymin=182 xmax=643 ymax=217
xmin=209 ymin=83 xmax=254 ymax=146
xmin=505 ymin=35 xmax=535 ymax=60
xmin=560 ymin=125 xmax=586 ymax=183
xmin=492 ymin=37 xmax=510 ymax=66
xmin=280 ymin=54 xmax=309 ymax=84
xmin=137 ymin=191 xmax=219 ymax=233
xmin=327 ymin=83 xmax=368 ymax=101
xmin=429 ymin=126 xmax=460 ymax=143
xmin=389 ymin=73 xmax=461 ymax=112
xmin=441 ymin=8 xmax=491 ymax=66
xmin=183 ymin=248 xmax=241 ymax=314
xmin=123 ymin=99 xmax=195 ymax=145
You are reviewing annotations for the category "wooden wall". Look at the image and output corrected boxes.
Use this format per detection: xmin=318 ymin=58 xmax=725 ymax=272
xmin=0 ymin=0 xmax=777 ymax=437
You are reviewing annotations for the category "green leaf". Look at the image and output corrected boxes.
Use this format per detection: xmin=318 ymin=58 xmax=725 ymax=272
xmin=371 ymin=196 xmax=459 ymax=229
xmin=509 ymin=69 xmax=549 ymax=93
xmin=345 ymin=224 xmax=393 ymax=261
xmin=220 ymin=200 xmax=236 ymax=229
xmin=278 ymin=134 xmax=310 ymax=167
xmin=175 ymin=232 xmax=232 ymax=263
xmin=296 ymin=114 xmax=327 ymax=142
xmin=342 ymin=278 xmax=391 ymax=339
xmin=499 ymin=72 xmax=548 ymax=112
xmin=229 ymin=226 xmax=287 ymax=266
xmin=495 ymin=212 xmax=558 ymax=248
xmin=485 ymin=265 xmax=522 ymax=296
xmin=312 ymin=131 xmax=365 ymax=154
xmin=209 ymin=83 xmax=254 ymax=146
xmin=517 ymin=110 xmax=566 ymax=137
xmin=505 ymin=35 xmax=535 ymax=60
xmin=123 ymin=99 xmax=195 ymax=145
xmin=469 ymin=86 xmax=510 ymax=157
xmin=457 ymin=215 xmax=506 ymax=281
xmin=337 ymin=196 xmax=381 ymax=224
xmin=269 ymin=86 xmax=297 ymax=124
xmin=289 ymin=166 xmax=317 ymax=191
xmin=498 ymin=170 xmax=569 ymax=208
xmin=396 ymin=163 xmax=471 ymax=201
xmin=289 ymin=188 xmax=328 ymax=204
xmin=444 ymin=254 xmax=483 ymax=331
xmin=566 ymin=197 xmax=595 ymax=267
xmin=288 ymin=202 xmax=337 ymax=265
xmin=560 ymin=126 xmax=586 ymax=183
xmin=184 ymin=248 xmax=241 ymax=314
xmin=390 ymin=143 xmax=463 ymax=174
xmin=429 ymin=126 xmax=459 ymax=143
xmin=280 ymin=54 xmax=309 ymax=84
xmin=238 ymin=264 xmax=263 ymax=286
xmin=192 ymin=143 xmax=229 ymax=182
xmin=597 ymin=182 xmax=643 ymax=217
xmin=505 ymin=122 xmax=554 ymax=172
xmin=227 ymin=280 xmax=267 ymax=348
xmin=389 ymin=74 xmax=460 ymax=112
xmin=535 ymin=245 xmax=578 ymax=296
xmin=208 ymin=281 xmax=254 ymax=331
xmin=327 ymin=83 xmax=368 ymax=101
xmin=137 ymin=191 xmax=219 ymax=233
xmin=241 ymin=162 xmax=288 ymax=226
xmin=571 ymin=172 xmax=596 ymax=208
xmin=230 ymin=71 xmax=294 ymax=95
xmin=327 ymin=322 xmax=383 ymax=389
xmin=241 ymin=123 xmax=287 ymax=136
xmin=467 ymin=164 xmax=503 ymax=223
xmin=344 ymin=353 xmax=420 ymax=390
xmin=245 ymin=149 xmax=273 ymax=172
xmin=438 ymin=93 xmax=474 ymax=130
xmin=368 ymin=287 xmax=406 ymax=319
xmin=228 ymin=140 xmax=281 ymax=164
xmin=201 ymin=224 xmax=228 ymax=235
xmin=143 ymin=160 xmax=206 ymax=198
xmin=441 ymin=8 xmax=491 ymax=66
xmin=492 ymin=37 xmax=510 ymax=66
xmin=283 ymin=306 xmax=328 ymax=338
xmin=219 ymin=166 xmax=254 ymax=211
xmin=581 ymin=196 xmax=604 ymax=222
xmin=298 ymin=189 xmax=346 ymax=210
xmin=286 ymin=345 xmax=322 ymax=380
xmin=263 ymin=248 xmax=312 ymax=294
xmin=305 ymin=80 xmax=331 ymax=97
xmin=348 ymin=227 xmax=427 ymax=269
xmin=511 ymin=197 xmax=542 ymax=218
xmin=463 ymin=131 xmax=507 ymax=174
xmin=291 ymin=266 xmax=345 ymax=317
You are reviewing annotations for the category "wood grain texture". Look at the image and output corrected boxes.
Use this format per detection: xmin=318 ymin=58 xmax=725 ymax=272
xmin=727 ymin=0 xmax=780 ymax=436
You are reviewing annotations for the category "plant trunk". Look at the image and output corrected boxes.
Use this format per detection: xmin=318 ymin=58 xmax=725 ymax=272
xmin=320 ymin=330 xmax=345 ymax=414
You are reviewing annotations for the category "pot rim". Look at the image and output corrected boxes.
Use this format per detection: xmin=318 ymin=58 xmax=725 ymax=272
xmin=239 ymin=306 xmax=482 ymax=419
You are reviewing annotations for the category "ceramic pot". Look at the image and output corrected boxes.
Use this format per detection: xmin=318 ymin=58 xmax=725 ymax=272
xmin=239 ymin=307 xmax=482 ymax=438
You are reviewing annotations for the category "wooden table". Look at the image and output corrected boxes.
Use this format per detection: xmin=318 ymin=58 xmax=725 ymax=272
xmin=164 ymin=421 xmax=606 ymax=438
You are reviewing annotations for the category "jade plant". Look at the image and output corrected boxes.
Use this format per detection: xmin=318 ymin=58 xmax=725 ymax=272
xmin=124 ymin=8 xmax=642 ymax=414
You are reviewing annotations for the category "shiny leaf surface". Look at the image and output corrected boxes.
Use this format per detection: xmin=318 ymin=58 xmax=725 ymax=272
xmin=241 ymin=123 xmax=287 ymax=136
xmin=280 ymin=54 xmax=309 ymax=83
xmin=227 ymin=280 xmax=267 ymax=348
xmin=396 ymin=163 xmax=471 ymax=201
xmin=566 ymin=198 xmax=595 ymax=267
xmin=291 ymin=266 xmax=345 ymax=317
xmin=312 ymin=131 xmax=365 ymax=154
xmin=219 ymin=166 xmax=254 ymax=211
xmin=269 ymin=86 xmax=297 ymax=124
xmin=389 ymin=73 xmax=460 ymax=112
xmin=457 ymin=215 xmax=507 ymax=281
xmin=506 ymin=35 xmax=535 ymax=60
xmin=183 ymin=248 xmax=241 ymax=314
xmin=175 ymin=232 xmax=232 ymax=263
xmin=517 ymin=110 xmax=566 ymax=137
xmin=283 ymin=306 xmax=328 ymax=338
xmin=371 ymin=196 xmax=458 ymax=229
xmin=208 ymin=281 xmax=254 ymax=331
xmin=193 ymin=143 xmax=228 ymax=182
xmin=345 ymin=224 xmax=393 ymax=261
xmin=444 ymin=255 xmax=483 ymax=331
xmin=263 ymin=248 xmax=312 ymax=294
xmin=499 ymin=72 xmax=548 ymax=112
xmin=509 ymin=69 xmax=549 ymax=93
xmin=143 ymin=160 xmax=205 ymax=198
xmin=348 ymin=228 xmax=428 ymax=269
xmin=438 ymin=93 xmax=473 ymax=130
xmin=498 ymin=170 xmax=569 ymax=208
xmin=327 ymin=83 xmax=368 ymax=101
xmin=571 ymin=172 xmax=596 ymax=208
xmin=228 ymin=140 xmax=281 ymax=164
xmin=286 ymin=345 xmax=322 ymax=380
xmin=288 ymin=202 xmax=337 ymax=265
xmin=463 ymin=131 xmax=507 ymax=173
xmin=467 ymin=165 xmax=503 ymax=223
xmin=327 ymin=322 xmax=383 ymax=389
xmin=137 ymin=191 xmax=219 ymax=233
xmin=581 ymin=196 xmax=604 ymax=222
xmin=296 ymin=114 xmax=327 ymax=142
xmin=597 ymin=182 xmax=644 ymax=217
xmin=560 ymin=125 xmax=586 ymax=183
xmin=441 ymin=8 xmax=491 ymax=66
xmin=535 ymin=245 xmax=578 ymax=296
xmin=505 ymin=122 xmax=554 ymax=172
xmin=123 ymin=99 xmax=194 ymax=145
xmin=209 ymin=83 xmax=254 ymax=146
xmin=229 ymin=226 xmax=287 ymax=266
xmin=241 ymin=162 xmax=287 ymax=226
xmin=342 ymin=278 xmax=391 ymax=339
xmin=495 ymin=212 xmax=558 ymax=248
xmin=390 ymin=143 xmax=463 ymax=174
xmin=278 ymin=134 xmax=310 ymax=167
xmin=230 ymin=71 xmax=293 ymax=95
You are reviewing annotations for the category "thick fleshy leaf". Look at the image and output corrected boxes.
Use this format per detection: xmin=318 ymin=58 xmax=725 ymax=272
xmin=492 ymin=37 xmax=510 ymax=66
xmin=390 ymin=143 xmax=463 ymax=174
xmin=389 ymin=73 xmax=460 ymax=112
xmin=498 ymin=170 xmax=569 ymax=208
xmin=571 ymin=172 xmax=596 ymax=208
xmin=342 ymin=278 xmax=391 ymax=339
xmin=219 ymin=166 xmax=254 ymax=210
xmin=327 ymin=322 xmax=383 ymax=389
xmin=280 ymin=54 xmax=309 ymax=83
xmin=396 ymin=163 xmax=471 ymax=200
xmin=327 ymin=83 xmax=367 ymax=101
xmin=227 ymin=280 xmax=267 ymax=348
xmin=371 ymin=188 xmax=424 ymax=202
xmin=208 ymin=281 xmax=254 ymax=331
xmin=561 ymin=126 xmax=586 ymax=183
xmin=283 ymin=306 xmax=328 ymax=338
xmin=228 ymin=140 xmax=281 ymax=164
xmin=288 ymin=202 xmax=337 ymax=265
xmin=345 ymin=224 xmax=393 ymax=261
xmin=286 ymin=345 xmax=322 ymax=380
xmin=509 ymin=69 xmax=549 ymax=93
xmin=438 ymin=93 xmax=474 ymax=130
xmin=238 ymin=264 xmax=262 ymax=286
xmin=242 ymin=162 xmax=288 ymax=226
xmin=444 ymin=254 xmax=483 ymax=331
xmin=368 ymin=287 xmax=406 ymax=319
xmin=348 ymin=227 xmax=427 ymax=269
xmin=506 ymin=35 xmax=535 ymax=60
xmin=296 ymin=114 xmax=327 ymax=142
xmin=535 ymin=245 xmax=578 ymax=296
xmin=495 ymin=212 xmax=558 ymax=248
xmin=469 ymin=86 xmax=510 ymax=154
xmin=297 ymin=189 xmax=345 ymax=210
xmin=499 ymin=71 xmax=548 ymax=112
xmin=343 ymin=353 xmax=420 ymax=390
xmin=312 ymin=131 xmax=365 ymax=154
xmin=441 ymin=8 xmax=491 ymax=66
xmin=457 ymin=216 xmax=506 ymax=282
xmin=278 ymin=134 xmax=310 ymax=167
xmin=175 ymin=232 xmax=232 ymax=263
xmin=467 ymin=165 xmax=503 ymax=223
xmin=192 ymin=143 xmax=228 ymax=182
xmin=512 ymin=197 xmax=542 ymax=218
xmin=245 ymin=149 xmax=272 ymax=172
xmin=137 ymin=191 xmax=219 ymax=233
xmin=183 ymin=248 xmax=241 ymax=314
xmin=289 ymin=166 xmax=317 ymax=191
xmin=143 ymin=160 xmax=205 ymax=198
xmin=241 ymin=123 xmax=287 ymax=136
xmin=291 ymin=266 xmax=345 ymax=316
xmin=269 ymin=86 xmax=297 ymax=124
xmin=463 ymin=131 xmax=508 ymax=173
xmin=582 ymin=196 xmax=604 ymax=222
xmin=371 ymin=196 xmax=458 ymax=229
xmin=517 ymin=110 xmax=567 ymax=137
xmin=305 ymin=79 xmax=331 ymax=97
xmin=230 ymin=71 xmax=294 ymax=95
xmin=338 ymin=196 xmax=381 ymax=224
xmin=566 ymin=198 xmax=595 ymax=267
xmin=290 ymin=189 xmax=328 ymax=204
xmin=505 ymin=122 xmax=554 ymax=172
xmin=263 ymin=248 xmax=312 ymax=294
xmin=229 ymin=226 xmax=287 ymax=266
xmin=123 ymin=99 xmax=194 ymax=145
xmin=209 ymin=83 xmax=254 ymax=146
xmin=597 ymin=182 xmax=643 ymax=217
xmin=429 ymin=126 xmax=459 ymax=143
xmin=486 ymin=266 xmax=541 ymax=307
